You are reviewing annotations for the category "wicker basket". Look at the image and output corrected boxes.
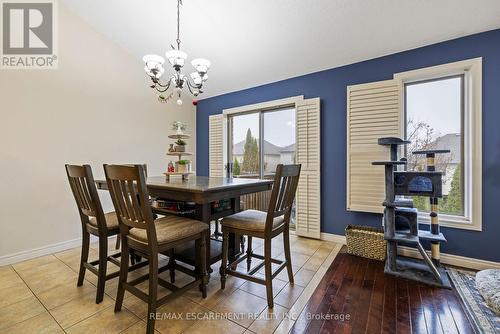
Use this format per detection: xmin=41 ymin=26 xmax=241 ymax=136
xmin=345 ymin=225 xmax=386 ymax=261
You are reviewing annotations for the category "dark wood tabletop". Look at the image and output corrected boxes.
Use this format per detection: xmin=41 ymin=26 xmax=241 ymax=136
xmin=96 ymin=176 xmax=273 ymax=204
xmin=145 ymin=175 xmax=273 ymax=192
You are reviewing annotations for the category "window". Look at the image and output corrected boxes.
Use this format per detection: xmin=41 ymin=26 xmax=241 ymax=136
xmin=395 ymin=58 xmax=482 ymax=230
xmin=228 ymin=107 xmax=296 ymax=227
xmin=263 ymin=109 xmax=296 ymax=177
xmin=405 ymin=76 xmax=464 ymax=217
xmin=346 ymin=58 xmax=481 ymax=230
xmin=228 ymin=108 xmax=296 ymax=179
xmin=229 ymin=112 xmax=260 ymax=177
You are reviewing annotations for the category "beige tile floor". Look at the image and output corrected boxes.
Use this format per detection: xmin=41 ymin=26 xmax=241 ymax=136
xmin=0 ymin=234 xmax=341 ymax=334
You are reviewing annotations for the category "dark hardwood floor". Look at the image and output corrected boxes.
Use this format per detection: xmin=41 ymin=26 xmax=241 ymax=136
xmin=290 ymin=248 xmax=474 ymax=334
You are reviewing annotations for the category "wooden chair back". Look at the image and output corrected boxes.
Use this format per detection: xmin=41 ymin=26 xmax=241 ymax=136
xmin=265 ymin=164 xmax=301 ymax=233
xmin=103 ymin=164 xmax=156 ymax=241
xmin=65 ymin=164 xmax=106 ymax=230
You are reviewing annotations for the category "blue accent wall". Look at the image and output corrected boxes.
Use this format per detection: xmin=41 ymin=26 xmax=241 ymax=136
xmin=197 ymin=29 xmax=500 ymax=262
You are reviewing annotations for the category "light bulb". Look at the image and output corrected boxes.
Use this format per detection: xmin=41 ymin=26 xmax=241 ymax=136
xmin=143 ymin=54 xmax=165 ymax=65
xmin=166 ymin=50 xmax=187 ymax=67
xmin=191 ymin=58 xmax=211 ymax=73
xmin=177 ymin=98 xmax=183 ymax=106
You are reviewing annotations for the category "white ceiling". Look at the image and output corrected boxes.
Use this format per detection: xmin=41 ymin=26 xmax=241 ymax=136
xmin=62 ymin=0 xmax=500 ymax=99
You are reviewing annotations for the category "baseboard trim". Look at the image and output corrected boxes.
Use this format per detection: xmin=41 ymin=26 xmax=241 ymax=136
xmin=0 ymin=235 xmax=100 ymax=266
xmin=320 ymin=232 xmax=500 ymax=271
xmin=320 ymin=232 xmax=347 ymax=245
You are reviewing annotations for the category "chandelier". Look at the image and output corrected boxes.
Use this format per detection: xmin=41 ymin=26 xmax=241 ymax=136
xmin=142 ymin=0 xmax=210 ymax=105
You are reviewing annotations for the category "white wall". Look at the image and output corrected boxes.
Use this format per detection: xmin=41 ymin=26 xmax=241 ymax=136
xmin=0 ymin=4 xmax=196 ymax=260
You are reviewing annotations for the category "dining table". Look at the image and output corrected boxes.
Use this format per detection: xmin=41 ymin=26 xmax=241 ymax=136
xmin=95 ymin=175 xmax=274 ymax=272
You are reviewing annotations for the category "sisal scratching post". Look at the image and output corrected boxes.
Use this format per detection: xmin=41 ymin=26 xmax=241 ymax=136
xmin=413 ymin=150 xmax=450 ymax=265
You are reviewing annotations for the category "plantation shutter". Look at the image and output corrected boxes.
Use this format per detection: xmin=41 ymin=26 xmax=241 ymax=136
xmin=346 ymin=79 xmax=402 ymax=213
xmin=296 ymin=97 xmax=321 ymax=239
xmin=209 ymin=114 xmax=224 ymax=177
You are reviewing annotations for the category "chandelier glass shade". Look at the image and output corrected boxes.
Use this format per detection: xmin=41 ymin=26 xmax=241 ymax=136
xmin=143 ymin=0 xmax=210 ymax=104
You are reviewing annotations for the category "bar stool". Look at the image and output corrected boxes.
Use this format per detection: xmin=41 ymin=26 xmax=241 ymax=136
xmin=220 ymin=164 xmax=301 ymax=308
xmin=104 ymin=164 xmax=208 ymax=334
xmin=65 ymin=164 xmax=123 ymax=303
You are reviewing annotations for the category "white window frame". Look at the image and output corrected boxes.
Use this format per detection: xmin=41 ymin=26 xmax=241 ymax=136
xmin=394 ymin=58 xmax=482 ymax=231
xmin=222 ymin=95 xmax=304 ymax=173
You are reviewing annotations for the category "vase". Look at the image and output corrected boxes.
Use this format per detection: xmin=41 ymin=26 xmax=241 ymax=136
xmin=176 ymin=163 xmax=189 ymax=173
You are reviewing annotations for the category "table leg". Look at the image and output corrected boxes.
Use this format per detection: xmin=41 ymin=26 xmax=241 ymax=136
xmin=197 ymin=203 xmax=213 ymax=274
xmin=228 ymin=196 xmax=241 ymax=264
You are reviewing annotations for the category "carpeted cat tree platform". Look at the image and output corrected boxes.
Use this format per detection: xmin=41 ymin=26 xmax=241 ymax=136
xmin=476 ymin=269 xmax=500 ymax=315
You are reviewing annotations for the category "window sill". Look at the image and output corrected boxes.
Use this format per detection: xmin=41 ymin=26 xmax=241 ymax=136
xmin=417 ymin=213 xmax=482 ymax=231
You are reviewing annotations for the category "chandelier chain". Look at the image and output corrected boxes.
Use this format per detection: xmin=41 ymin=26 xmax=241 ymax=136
xmin=176 ymin=0 xmax=181 ymax=49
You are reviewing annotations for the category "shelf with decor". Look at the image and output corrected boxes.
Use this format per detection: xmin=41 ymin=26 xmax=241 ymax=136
xmin=168 ymin=134 xmax=191 ymax=140
xmin=165 ymin=121 xmax=194 ymax=181
xmin=152 ymin=198 xmax=196 ymax=216
xmin=163 ymin=171 xmax=195 ymax=181
xmin=152 ymin=207 xmax=196 ymax=216
xmin=166 ymin=152 xmax=193 ymax=157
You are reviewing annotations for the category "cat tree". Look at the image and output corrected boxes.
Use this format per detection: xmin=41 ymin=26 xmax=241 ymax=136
xmin=372 ymin=137 xmax=451 ymax=288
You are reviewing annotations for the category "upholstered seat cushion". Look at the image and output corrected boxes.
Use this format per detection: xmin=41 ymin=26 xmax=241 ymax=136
xmin=89 ymin=212 xmax=119 ymax=230
xmin=129 ymin=215 xmax=208 ymax=245
xmin=221 ymin=209 xmax=284 ymax=232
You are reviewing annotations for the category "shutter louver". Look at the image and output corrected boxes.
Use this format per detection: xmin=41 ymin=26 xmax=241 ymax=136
xmin=347 ymin=79 xmax=402 ymax=213
xmin=209 ymin=114 xmax=224 ymax=177
xmin=296 ymin=97 xmax=321 ymax=239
